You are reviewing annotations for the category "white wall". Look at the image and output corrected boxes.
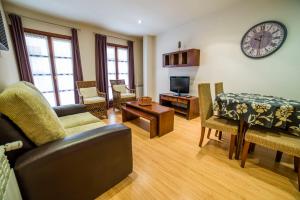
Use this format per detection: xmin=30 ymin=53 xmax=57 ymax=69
xmin=1 ymin=2 xmax=143 ymax=96
xmin=155 ymin=0 xmax=300 ymax=101
xmin=0 ymin=0 xmax=19 ymax=90
xmin=143 ymin=35 xmax=155 ymax=97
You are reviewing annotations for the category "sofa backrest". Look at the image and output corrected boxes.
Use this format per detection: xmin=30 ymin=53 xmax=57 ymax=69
xmin=0 ymin=114 xmax=35 ymax=166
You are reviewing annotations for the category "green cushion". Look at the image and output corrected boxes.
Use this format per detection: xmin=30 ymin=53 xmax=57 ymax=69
xmin=59 ymin=112 xmax=100 ymax=129
xmin=0 ymin=82 xmax=66 ymax=146
xmin=65 ymin=121 xmax=106 ymax=136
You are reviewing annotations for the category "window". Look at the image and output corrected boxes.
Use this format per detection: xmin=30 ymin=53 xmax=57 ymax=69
xmin=24 ymin=30 xmax=74 ymax=106
xmin=107 ymin=44 xmax=129 ymax=100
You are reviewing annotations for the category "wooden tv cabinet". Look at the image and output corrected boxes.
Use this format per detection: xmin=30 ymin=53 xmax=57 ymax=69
xmin=159 ymin=93 xmax=199 ymax=120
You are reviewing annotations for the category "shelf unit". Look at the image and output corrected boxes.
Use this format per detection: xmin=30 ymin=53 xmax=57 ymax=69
xmin=163 ymin=48 xmax=200 ymax=68
xmin=159 ymin=93 xmax=199 ymax=120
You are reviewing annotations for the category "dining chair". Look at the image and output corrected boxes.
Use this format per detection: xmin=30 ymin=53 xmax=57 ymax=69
xmin=240 ymin=127 xmax=300 ymax=191
xmin=214 ymin=82 xmax=224 ymax=140
xmin=110 ymin=80 xmax=136 ymax=111
xmin=198 ymin=83 xmax=238 ymax=159
xmin=76 ymin=81 xmax=108 ymax=118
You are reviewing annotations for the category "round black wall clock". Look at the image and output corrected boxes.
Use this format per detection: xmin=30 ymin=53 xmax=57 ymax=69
xmin=241 ymin=21 xmax=287 ymax=59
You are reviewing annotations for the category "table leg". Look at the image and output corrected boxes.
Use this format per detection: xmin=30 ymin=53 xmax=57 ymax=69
xmin=235 ymin=119 xmax=249 ymax=160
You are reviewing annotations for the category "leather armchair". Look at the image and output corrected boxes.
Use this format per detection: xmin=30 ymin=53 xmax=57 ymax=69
xmin=0 ymin=105 xmax=133 ymax=200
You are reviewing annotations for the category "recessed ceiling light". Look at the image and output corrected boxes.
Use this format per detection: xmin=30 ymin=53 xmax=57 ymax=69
xmin=138 ymin=20 xmax=142 ymax=24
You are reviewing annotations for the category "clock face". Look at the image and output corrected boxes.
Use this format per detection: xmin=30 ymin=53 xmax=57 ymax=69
xmin=241 ymin=21 xmax=287 ymax=58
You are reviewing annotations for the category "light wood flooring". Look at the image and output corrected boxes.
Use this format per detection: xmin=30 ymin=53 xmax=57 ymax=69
xmin=98 ymin=110 xmax=300 ymax=200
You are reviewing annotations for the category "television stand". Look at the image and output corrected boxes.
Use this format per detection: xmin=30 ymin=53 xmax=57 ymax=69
xmin=159 ymin=93 xmax=199 ymax=120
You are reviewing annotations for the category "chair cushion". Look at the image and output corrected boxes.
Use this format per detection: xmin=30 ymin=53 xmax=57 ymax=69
xmin=245 ymin=127 xmax=300 ymax=157
xmin=59 ymin=112 xmax=100 ymax=129
xmin=79 ymin=87 xmax=98 ymax=98
xmin=83 ymin=97 xmax=106 ymax=104
xmin=0 ymin=82 xmax=66 ymax=146
xmin=113 ymin=84 xmax=127 ymax=93
xmin=65 ymin=121 xmax=106 ymax=136
xmin=204 ymin=116 xmax=238 ymax=135
xmin=121 ymin=93 xmax=136 ymax=99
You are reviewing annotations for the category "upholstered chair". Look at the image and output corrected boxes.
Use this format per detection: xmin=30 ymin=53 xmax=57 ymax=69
xmin=198 ymin=83 xmax=238 ymax=159
xmin=241 ymin=127 xmax=300 ymax=191
xmin=110 ymin=80 xmax=136 ymax=111
xmin=214 ymin=82 xmax=224 ymax=140
xmin=76 ymin=81 xmax=107 ymax=118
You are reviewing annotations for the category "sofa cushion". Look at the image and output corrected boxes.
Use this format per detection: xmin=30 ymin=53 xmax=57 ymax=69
xmin=0 ymin=82 xmax=66 ymax=146
xmin=65 ymin=121 xmax=106 ymax=136
xmin=80 ymin=87 xmax=98 ymax=98
xmin=113 ymin=84 xmax=127 ymax=93
xmin=121 ymin=93 xmax=136 ymax=98
xmin=59 ymin=112 xmax=100 ymax=129
xmin=83 ymin=97 xmax=106 ymax=104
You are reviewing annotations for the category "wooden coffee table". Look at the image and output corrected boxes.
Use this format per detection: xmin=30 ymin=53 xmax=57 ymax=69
xmin=122 ymin=101 xmax=174 ymax=138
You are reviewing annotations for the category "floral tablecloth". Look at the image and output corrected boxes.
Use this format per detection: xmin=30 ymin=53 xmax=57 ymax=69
xmin=214 ymin=93 xmax=300 ymax=136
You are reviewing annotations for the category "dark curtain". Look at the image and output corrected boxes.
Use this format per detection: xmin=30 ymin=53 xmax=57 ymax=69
xmin=71 ymin=28 xmax=83 ymax=104
xmin=95 ymin=34 xmax=109 ymax=104
xmin=127 ymin=40 xmax=135 ymax=89
xmin=9 ymin=14 xmax=34 ymax=83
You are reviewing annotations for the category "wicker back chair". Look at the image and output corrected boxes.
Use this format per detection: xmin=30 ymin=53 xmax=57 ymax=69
xmin=198 ymin=83 xmax=238 ymax=159
xmin=76 ymin=81 xmax=107 ymax=118
xmin=241 ymin=127 xmax=300 ymax=191
xmin=215 ymin=82 xmax=224 ymax=96
xmin=110 ymin=80 xmax=136 ymax=111
xmin=214 ymin=82 xmax=224 ymax=139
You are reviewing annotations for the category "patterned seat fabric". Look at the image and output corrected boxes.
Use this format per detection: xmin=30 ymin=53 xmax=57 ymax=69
xmin=246 ymin=127 xmax=300 ymax=157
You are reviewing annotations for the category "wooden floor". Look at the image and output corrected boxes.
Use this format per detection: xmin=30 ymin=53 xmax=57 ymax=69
xmin=98 ymin=110 xmax=300 ymax=200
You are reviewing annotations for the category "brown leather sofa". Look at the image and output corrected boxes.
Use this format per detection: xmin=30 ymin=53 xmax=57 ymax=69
xmin=0 ymin=104 xmax=133 ymax=200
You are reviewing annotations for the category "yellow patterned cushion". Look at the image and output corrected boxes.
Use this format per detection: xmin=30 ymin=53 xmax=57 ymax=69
xmin=121 ymin=93 xmax=135 ymax=99
xmin=65 ymin=121 xmax=106 ymax=136
xmin=59 ymin=112 xmax=100 ymax=128
xmin=0 ymin=82 xmax=66 ymax=146
xmin=245 ymin=127 xmax=300 ymax=157
xmin=79 ymin=87 xmax=98 ymax=98
xmin=113 ymin=84 xmax=127 ymax=93
xmin=83 ymin=96 xmax=106 ymax=104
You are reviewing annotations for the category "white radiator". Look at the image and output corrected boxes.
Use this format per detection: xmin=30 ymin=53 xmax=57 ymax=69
xmin=0 ymin=143 xmax=22 ymax=200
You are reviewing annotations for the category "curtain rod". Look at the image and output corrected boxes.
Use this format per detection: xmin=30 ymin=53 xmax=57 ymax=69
xmin=93 ymin=32 xmax=135 ymax=42
xmin=5 ymin=12 xmax=77 ymax=29
xmin=6 ymin=12 xmax=137 ymax=42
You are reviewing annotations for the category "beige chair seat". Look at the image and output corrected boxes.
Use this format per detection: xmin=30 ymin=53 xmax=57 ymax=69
xmin=204 ymin=116 xmax=238 ymax=135
xmin=66 ymin=121 xmax=106 ymax=136
xmin=59 ymin=112 xmax=100 ymax=129
xmin=246 ymin=127 xmax=300 ymax=157
xmin=121 ymin=93 xmax=136 ymax=98
xmin=83 ymin=96 xmax=106 ymax=104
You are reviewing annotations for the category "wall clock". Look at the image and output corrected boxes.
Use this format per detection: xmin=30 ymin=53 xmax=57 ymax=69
xmin=241 ymin=21 xmax=287 ymax=58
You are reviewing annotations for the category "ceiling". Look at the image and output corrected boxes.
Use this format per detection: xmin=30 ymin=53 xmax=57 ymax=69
xmin=4 ymin=0 xmax=241 ymax=36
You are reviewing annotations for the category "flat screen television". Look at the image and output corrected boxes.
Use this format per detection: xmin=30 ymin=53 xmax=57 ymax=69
xmin=170 ymin=76 xmax=190 ymax=96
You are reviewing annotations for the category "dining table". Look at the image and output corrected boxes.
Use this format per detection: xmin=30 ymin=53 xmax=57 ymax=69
xmin=214 ymin=93 xmax=300 ymax=159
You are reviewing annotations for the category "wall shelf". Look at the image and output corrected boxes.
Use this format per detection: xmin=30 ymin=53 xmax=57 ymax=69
xmin=162 ymin=49 xmax=200 ymax=68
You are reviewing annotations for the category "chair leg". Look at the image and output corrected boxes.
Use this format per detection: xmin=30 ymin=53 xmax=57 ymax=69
xmin=229 ymin=134 xmax=236 ymax=160
xmin=241 ymin=141 xmax=251 ymax=168
xmin=215 ymin=130 xmax=219 ymax=137
xmin=218 ymin=131 xmax=223 ymax=140
xmin=199 ymin=127 xmax=206 ymax=147
xmin=207 ymin=128 xmax=212 ymax=139
xmin=294 ymin=157 xmax=299 ymax=173
xmin=295 ymin=157 xmax=300 ymax=191
xmin=275 ymin=151 xmax=283 ymax=163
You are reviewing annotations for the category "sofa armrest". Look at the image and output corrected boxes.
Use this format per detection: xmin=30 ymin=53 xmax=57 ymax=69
xmin=14 ymin=124 xmax=133 ymax=200
xmin=53 ymin=104 xmax=87 ymax=117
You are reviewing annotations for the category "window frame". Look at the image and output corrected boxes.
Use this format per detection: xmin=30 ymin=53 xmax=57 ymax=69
xmin=24 ymin=28 xmax=73 ymax=106
xmin=107 ymin=43 xmax=129 ymax=100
